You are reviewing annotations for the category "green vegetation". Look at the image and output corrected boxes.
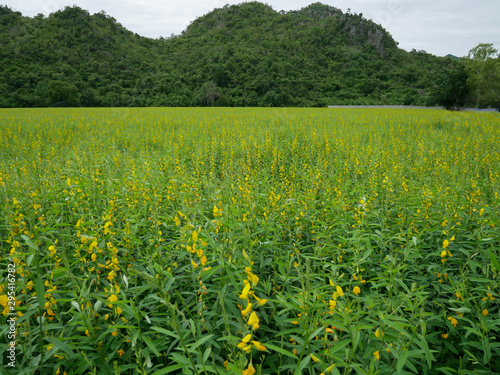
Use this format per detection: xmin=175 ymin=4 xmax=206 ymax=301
xmin=2 ymin=2 xmax=495 ymax=108
xmin=1 ymin=107 xmax=499 ymax=374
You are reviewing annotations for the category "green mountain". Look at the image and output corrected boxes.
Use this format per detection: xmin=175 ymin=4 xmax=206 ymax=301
xmin=0 ymin=2 xmax=465 ymax=107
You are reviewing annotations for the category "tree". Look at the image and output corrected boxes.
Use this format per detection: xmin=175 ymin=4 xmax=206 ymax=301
xmin=45 ymin=80 xmax=80 ymax=107
xmin=464 ymin=43 xmax=500 ymax=108
xmin=432 ymin=63 xmax=469 ymax=109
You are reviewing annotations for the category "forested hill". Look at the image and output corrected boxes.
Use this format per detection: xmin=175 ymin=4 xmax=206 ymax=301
xmin=0 ymin=2 xmax=467 ymax=107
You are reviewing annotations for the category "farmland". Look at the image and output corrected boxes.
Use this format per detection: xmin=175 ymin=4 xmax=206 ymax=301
xmin=0 ymin=107 xmax=499 ymax=375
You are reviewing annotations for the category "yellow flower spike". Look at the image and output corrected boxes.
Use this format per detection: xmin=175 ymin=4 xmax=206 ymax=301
xmin=192 ymin=231 xmax=198 ymax=242
xmin=196 ymin=248 xmax=203 ymax=258
xmin=442 ymin=239 xmax=449 ymax=248
xmin=440 ymin=250 xmax=447 ymax=258
xmin=174 ymin=216 xmax=180 ymax=226
xmin=241 ymin=302 xmax=252 ymax=317
xmin=373 ymin=350 xmax=380 ymax=360
xmin=353 ymin=286 xmax=361 ymax=295
xmin=239 ymin=282 xmax=251 ymax=300
xmin=247 ymin=312 xmax=259 ymax=330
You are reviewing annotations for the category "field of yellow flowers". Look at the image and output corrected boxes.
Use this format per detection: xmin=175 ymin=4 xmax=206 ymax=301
xmin=0 ymin=107 xmax=499 ymax=375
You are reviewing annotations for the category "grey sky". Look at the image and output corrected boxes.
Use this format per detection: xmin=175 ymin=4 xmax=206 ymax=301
xmin=3 ymin=0 xmax=499 ymax=57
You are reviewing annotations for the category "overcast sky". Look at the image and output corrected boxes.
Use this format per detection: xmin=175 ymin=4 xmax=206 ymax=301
xmin=3 ymin=0 xmax=499 ymax=57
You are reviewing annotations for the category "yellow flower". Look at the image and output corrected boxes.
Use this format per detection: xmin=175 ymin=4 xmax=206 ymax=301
xmin=242 ymin=333 xmax=252 ymax=343
xmin=254 ymin=294 xmax=267 ymax=306
xmin=108 ymin=294 xmax=118 ymax=303
xmin=192 ymin=231 xmax=198 ymax=242
xmin=191 ymin=259 xmax=198 ymax=269
xmin=325 ymin=364 xmax=336 ymax=372
xmin=242 ymin=364 xmax=256 ymax=375
xmin=442 ymin=239 xmax=449 ymax=248
xmin=353 ymin=286 xmax=361 ymax=295
xmin=49 ymin=245 xmax=56 ymax=257
xmin=311 ymin=354 xmax=320 ymax=363
xmin=441 ymin=333 xmax=448 ymax=339
xmin=447 ymin=317 xmax=458 ymax=327
xmin=373 ymin=350 xmax=380 ymax=360
xmin=252 ymin=341 xmax=266 ymax=351
xmin=375 ymin=328 xmax=382 ymax=338
xmin=237 ymin=342 xmax=252 ymax=352
xmin=336 ymin=285 xmax=344 ymax=297
xmin=112 ymin=329 xmax=118 ymax=337
xmin=248 ymin=273 xmax=259 ymax=286
xmin=241 ymin=302 xmax=252 ymax=317
xmin=118 ymin=349 xmax=125 ymax=356
xmin=114 ymin=306 xmax=122 ymax=314
xmin=239 ymin=282 xmax=251 ymax=300
xmin=200 ymin=255 xmax=207 ymax=266
xmin=248 ymin=312 xmax=259 ymax=330
xmin=482 ymin=309 xmax=488 ymax=316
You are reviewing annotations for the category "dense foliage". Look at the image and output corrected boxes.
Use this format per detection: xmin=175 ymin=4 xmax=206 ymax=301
xmin=0 ymin=2 xmax=483 ymax=108
xmin=1 ymin=108 xmax=499 ymax=374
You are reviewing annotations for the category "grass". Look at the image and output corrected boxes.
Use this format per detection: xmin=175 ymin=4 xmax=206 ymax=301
xmin=0 ymin=107 xmax=499 ymax=375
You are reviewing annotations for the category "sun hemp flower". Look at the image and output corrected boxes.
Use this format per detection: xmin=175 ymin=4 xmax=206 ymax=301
xmin=247 ymin=312 xmax=260 ymax=330
xmin=239 ymin=281 xmax=251 ymax=300
xmin=353 ymin=286 xmax=361 ymax=295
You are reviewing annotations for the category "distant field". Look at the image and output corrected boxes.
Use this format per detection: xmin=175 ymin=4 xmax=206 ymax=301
xmin=1 ymin=108 xmax=499 ymax=374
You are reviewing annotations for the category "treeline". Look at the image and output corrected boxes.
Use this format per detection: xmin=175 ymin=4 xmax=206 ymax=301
xmin=0 ymin=2 xmax=498 ymax=108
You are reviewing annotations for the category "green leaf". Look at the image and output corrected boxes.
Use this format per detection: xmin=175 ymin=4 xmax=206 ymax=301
xmin=397 ymin=349 xmax=409 ymax=372
xmin=152 ymin=364 xmax=186 ymax=375
xmin=330 ymin=339 xmax=351 ymax=354
xmin=188 ymin=334 xmax=214 ymax=352
xmin=45 ymin=337 xmax=76 ymax=358
xmin=151 ymin=326 xmax=179 ymax=339
xmin=264 ymin=343 xmax=298 ymax=359
xmin=415 ymin=334 xmax=435 ymax=369
xmin=21 ymin=234 xmax=38 ymax=250
xmin=487 ymin=250 xmax=500 ymax=272
xmin=294 ymin=354 xmax=311 ymax=375
xmin=143 ymin=336 xmax=160 ymax=357
xmin=35 ymin=276 xmax=45 ymax=310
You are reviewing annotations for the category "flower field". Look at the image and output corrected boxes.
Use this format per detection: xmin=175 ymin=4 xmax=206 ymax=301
xmin=0 ymin=107 xmax=499 ymax=375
